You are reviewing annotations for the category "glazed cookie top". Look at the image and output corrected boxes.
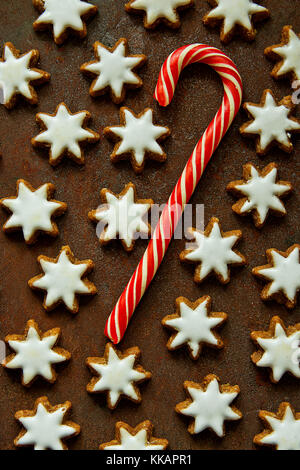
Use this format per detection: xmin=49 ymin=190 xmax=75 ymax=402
xmin=251 ymin=316 xmax=300 ymax=383
xmin=28 ymin=245 xmax=97 ymax=313
xmin=125 ymin=0 xmax=193 ymax=28
xmin=0 ymin=179 xmax=66 ymax=244
xmin=33 ymin=0 xmax=97 ymax=44
xmin=227 ymin=163 xmax=292 ymax=228
xmin=32 ymin=103 xmax=99 ymax=166
xmin=265 ymin=26 xmax=300 ymax=82
xmin=0 ymin=42 xmax=50 ymax=108
xmin=100 ymin=421 xmax=168 ymax=450
xmin=180 ymin=217 xmax=246 ymax=284
xmin=104 ymin=107 xmax=170 ymax=173
xmin=162 ymin=296 xmax=227 ymax=360
xmin=253 ymin=244 xmax=300 ymax=309
xmin=241 ymin=90 xmax=300 ymax=154
xmin=89 ymin=182 xmax=153 ymax=251
xmin=254 ymin=403 xmax=300 ymax=451
xmin=14 ymin=397 xmax=80 ymax=450
xmin=2 ymin=319 xmax=70 ymax=386
xmin=81 ymin=39 xmax=146 ymax=103
xmin=86 ymin=343 xmax=151 ymax=409
xmin=203 ymin=0 xmax=269 ymax=43
xmin=175 ymin=374 xmax=242 ymax=437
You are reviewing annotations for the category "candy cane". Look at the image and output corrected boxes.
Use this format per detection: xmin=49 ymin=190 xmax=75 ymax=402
xmin=105 ymin=44 xmax=243 ymax=344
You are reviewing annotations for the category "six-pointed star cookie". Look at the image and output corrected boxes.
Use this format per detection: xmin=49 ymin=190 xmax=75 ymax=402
xmin=240 ymin=90 xmax=300 ymax=154
xmin=254 ymin=402 xmax=300 ymax=451
xmin=227 ymin=163 xmax=292 ymax=228
xmin=100 ymin=420 xmax=168 ymax=450
xmin=0 ymin=179 xmax=67 ymax=244
xmin=86 ymin=343 xmax=152 ymax=409
xmin=265 ymin=26 xmax=300 ymax=83
xmin=2 ymin=319 xmax=71 ymax=386
xmin=203 ymin=0 xmax=269 ymax=43
xmin=14 ymin=396 xmax=80 ymax=450
xmin=32 ymin=102 xmax=100 ymax=166
xmin=28 ymin=245 xmax=97 ymax=313
xmin=252 ymin=244 xmax=300 ymax=309
xmin=80 ymin=38 xmax=146 ymax=104
xmin=104 ymin=107 xmax=170 ymax=174
xmin=175 ymin=374 xmax=242 ymax=436
xmin=0 ymin=42 xmax=50 ymax=109
xmin=180 ymin=217 xmax=246 ymax=284
xmin=89 ymin=182 xmax=153 ymax=252
xmin=125 ymin=0 xmax=193 ymax=29
xmin=162 ymin=296 xmax=227 ymax=360
xmin=33 ymin=0 xmax=98 ymax=45
xmin=251 ymin=316 xmax=300 ymax=383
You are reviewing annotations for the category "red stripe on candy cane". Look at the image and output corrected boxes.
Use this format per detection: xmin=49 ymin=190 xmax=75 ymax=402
xmin=105 ymin=44 xmax=243 ymax=344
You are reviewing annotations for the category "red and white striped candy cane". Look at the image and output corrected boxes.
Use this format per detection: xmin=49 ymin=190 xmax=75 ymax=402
xmin=105 ymin=44 xmax=243 ymax=344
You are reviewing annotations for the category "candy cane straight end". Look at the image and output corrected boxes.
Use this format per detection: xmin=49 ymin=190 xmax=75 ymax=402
xmin=105 ymin=44 xmax=243 ymax=344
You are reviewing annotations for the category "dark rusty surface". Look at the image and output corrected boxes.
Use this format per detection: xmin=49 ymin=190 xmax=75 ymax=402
xmin=0 ymin=0 xmax=299 ymax=450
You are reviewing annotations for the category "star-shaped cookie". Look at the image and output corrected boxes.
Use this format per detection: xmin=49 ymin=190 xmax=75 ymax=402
xmin=125 ymin=0 xmax=193 ymax=29
xmin=0 ymin=179 xmax=67 ymax=244
xmin=33 ymin=0 xmax=98 ymax=45
xmin=2 ymin=319 xmax=71 ymax=386
xmin=14 ymin=397 xmax=80 ymax=450
xmin=28 ymin=245 xmax=97 ymax=313
xmin=100 ymin=420 xmax=168 ymax=450
xmin=180 ymin=217 xmax=246 ymax=284
xmin=240 ymin=90 xmax=300 ymax=154
xmin=252 ymin=244 xmax=300 ymax=309
xmin=32 ymin=103 xmax=100 ymax=166
xmin=89 ymin=182 xmax=153 ymax=252
xmin=0 ymin=42 xmax=50 ymax=109
xmin=86 ymin=343 xmax=152 ymax=409
xmin=251 ymin=316 xmax=300 ymax=383
xmin=227 ymin=162 xmax=292 ymax=228
xmin=104 ymin=107 xmax=170 ymax=174
xmin=254 ymin=402 xmax=300 ymax=450
xmin=80 ymin=38 xmax=146 ymax=104
xmin=162 ymin=296 xmax=227 ymax=360
xmin=265 ymin=26 xmax=300 ymax=83
xmin=203 ymin=0 xmax=269 ymax=43
xmin=175 ymin=374 xmax=242 ymax=436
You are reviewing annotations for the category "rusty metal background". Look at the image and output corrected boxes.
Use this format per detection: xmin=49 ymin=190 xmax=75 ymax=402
xmin=0 ymin=0 xmax=299 ymax=450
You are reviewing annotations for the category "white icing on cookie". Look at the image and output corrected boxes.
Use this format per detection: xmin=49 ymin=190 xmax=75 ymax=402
xmin=16 ymin=402 xmax=75 ymax=450
xmin=181 ymin=379 xmax=241 ymax=436
xmin=94 ymin=186 xmax=151 ymax=249
xmin=260 ymin=405 xmax=300 ymax=450
xmin=88 ymin=346 xmax=147 ymax=407
xmin=109 ymin=108 xmax=169 ymax=167
xmin=256 ymin=322 xmax=300 ymax=382
xmin=34 ymin=0 xmax=96 ymax=40
xmin=4 ymin=325 xmax=66 ymax=385
xmin=82 ymin=40 xmax=143 ymax=100
xmin=258 ymin=247 xmax=300 ymax=302
xmin=0 ymin=45 xmax=43 ymax=105
xmin=273 ymin=28 xmax=300 ymax=80
xmin=244 ymin=91 xmax=300 ymax=151
xmin=235 ymin=165 xmax=290 ymax=224
xmin=128 ymin=0 xmax=192 ymax=25
xmin=31 ymin=247 xmax=92 ymax=310
xmin=1 ymin=182 xmax=62 ymax=242
xmin=164 ymin=298 xmax=223 ymax=358
xmin=206 ymin=0 xmax=268 ymax=35
xmin=33 ymin=103 xmax=96 ymax=162
xmin=184 ymin=222 xmax=243 ymax=282
xmin=104 ymin=428 xmax=164 ymax=450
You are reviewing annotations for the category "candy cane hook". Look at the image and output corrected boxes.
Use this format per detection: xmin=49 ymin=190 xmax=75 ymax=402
xmin=105 ymin=44 xmax=243 ymax=344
